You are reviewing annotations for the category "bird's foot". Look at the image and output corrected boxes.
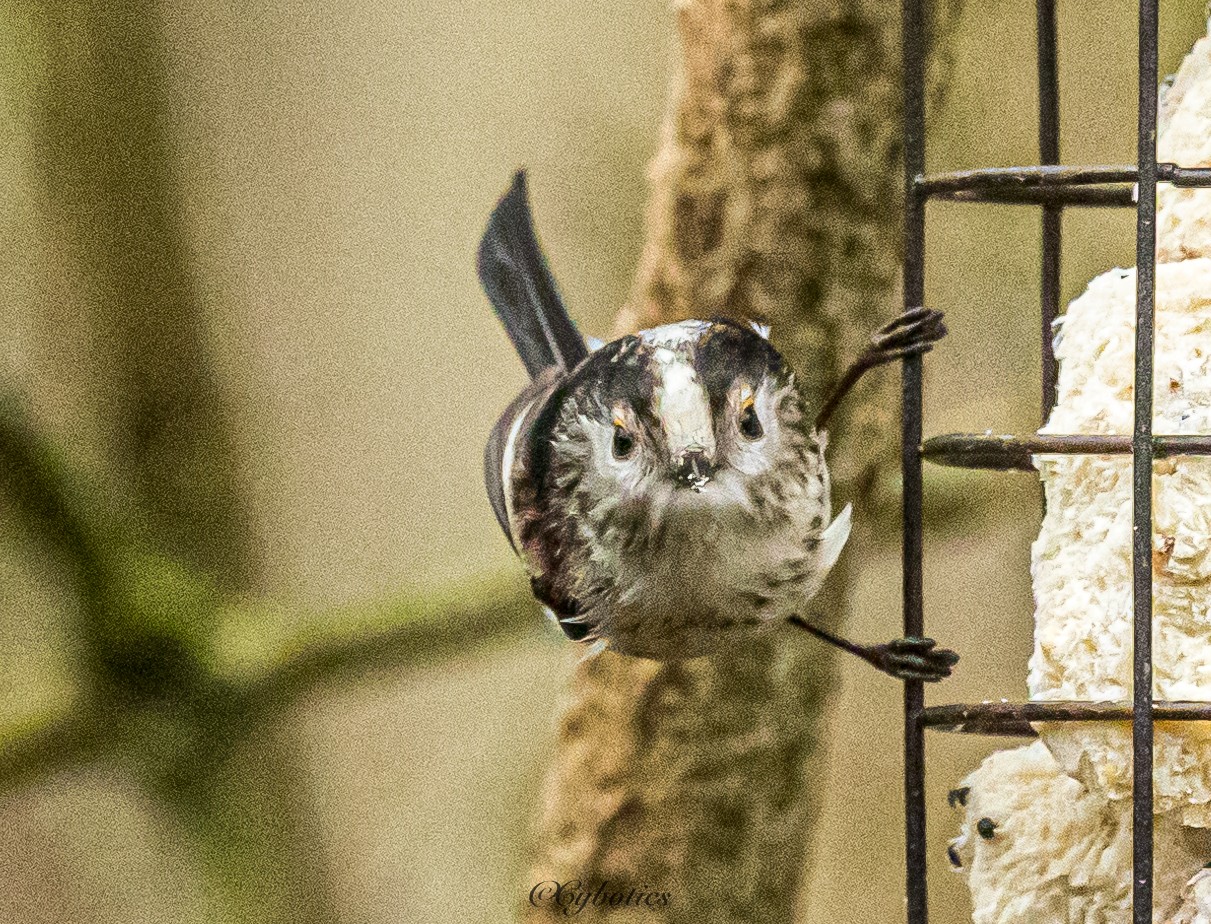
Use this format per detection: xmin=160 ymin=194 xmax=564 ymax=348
xmin=868 ymin=636 xmax=959 ymax=682
xmin=867 ymin=307 xmax=947 ymax=367
xmin=812 ymin=307 xmax=948 ymax=432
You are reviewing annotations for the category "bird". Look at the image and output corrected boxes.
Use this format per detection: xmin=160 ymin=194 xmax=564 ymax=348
xmin=479 ymin=170 xmax=958 ymax=681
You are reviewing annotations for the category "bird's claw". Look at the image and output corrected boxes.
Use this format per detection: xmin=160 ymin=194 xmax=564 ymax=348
xmin=873 ymin=635 xmax=959 ymax=682
xmin=868 ymin=307 xmax=947 ymax=365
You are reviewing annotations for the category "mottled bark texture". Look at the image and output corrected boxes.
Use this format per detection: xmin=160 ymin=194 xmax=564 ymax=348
xmin=524 ymin=2 xmax=962 ymax=922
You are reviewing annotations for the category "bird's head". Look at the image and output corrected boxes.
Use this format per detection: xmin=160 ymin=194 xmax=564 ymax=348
xmin=545 ymin=318 xmax=815 ymax=542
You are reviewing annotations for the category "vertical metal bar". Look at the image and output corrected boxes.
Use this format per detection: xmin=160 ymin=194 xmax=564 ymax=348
xmin=1132 ymin=0 xmax=1158 ymax=920
xmin=1037 ymin=0 xmax=1061 ymax=422
xmin=902 ymin=0 xmax=928 ymax=920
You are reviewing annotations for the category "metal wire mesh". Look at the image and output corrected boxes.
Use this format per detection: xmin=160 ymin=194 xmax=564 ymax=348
xmin=898 ymin=1 xmax=1211 ymax=921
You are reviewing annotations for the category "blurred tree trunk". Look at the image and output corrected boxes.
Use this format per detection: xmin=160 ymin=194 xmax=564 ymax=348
xmin=525 ymin=3 xmax=962 ymax=921
xmin=13 ymin=2 xmax=257 ymax=699
xmin=19 ymin=3 xmax=256 ymax=592
xmin=12 ymin=5 xmax=334 ymax=923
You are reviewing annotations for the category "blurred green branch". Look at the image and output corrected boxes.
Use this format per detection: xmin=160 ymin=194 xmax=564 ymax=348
xmin=0 ymin=386 xmax=541 ymax=922
xmin=0 ymin=706 xmax=110 ymax=791
xmin=0 ymin=569 xmax=539 ymax=793
xmin=0 ymin=391 xmax=117 ymax=677
xmin=212 ymin=573 xmax=538 ymax=711
xmin=0 ymin=389 xmax=538 ymax=776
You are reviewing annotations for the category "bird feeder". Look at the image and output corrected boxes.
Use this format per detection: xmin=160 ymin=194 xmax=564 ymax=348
xmin=899 ymin=2 xmax=1211 ymax=922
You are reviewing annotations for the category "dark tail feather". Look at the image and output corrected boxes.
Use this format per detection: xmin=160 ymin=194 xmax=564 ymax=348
xmin=477 ymin=171 xmax=588 ymax=379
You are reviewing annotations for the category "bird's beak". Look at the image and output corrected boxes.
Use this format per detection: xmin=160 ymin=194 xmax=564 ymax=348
xmin=674 ymin=447 xmax=712 ymax=491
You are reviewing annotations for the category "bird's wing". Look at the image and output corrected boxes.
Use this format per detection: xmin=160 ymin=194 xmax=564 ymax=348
xmin=817 ymin=502 xmax=852 ymax=577
xmin=487 ymin=376 xmax=594 ymax=646
xmin=483 ymin=369 xmax=562 ymax=550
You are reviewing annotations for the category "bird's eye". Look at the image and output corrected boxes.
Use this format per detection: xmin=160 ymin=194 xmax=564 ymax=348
xmin=739 ymin=397 xmax=763 ymax=440
xmin=612 ymin=418 xmax=636 ymax=459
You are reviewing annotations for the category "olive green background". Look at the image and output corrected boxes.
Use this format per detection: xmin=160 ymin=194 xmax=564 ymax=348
xmin=0 ymin=1 xmax=1206 ymax=922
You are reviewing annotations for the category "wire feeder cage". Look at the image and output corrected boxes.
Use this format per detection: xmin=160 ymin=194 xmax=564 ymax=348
xmin=898 ymin=1 xmax=1211 ymax=922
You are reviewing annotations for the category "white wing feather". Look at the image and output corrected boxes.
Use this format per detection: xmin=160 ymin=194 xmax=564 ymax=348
xmin=817 ymin=503 xmax=852 ymax=576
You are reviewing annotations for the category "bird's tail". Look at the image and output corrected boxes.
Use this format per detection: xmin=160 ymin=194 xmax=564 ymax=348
xmin=477 ymin=171 xmax=588 ymax=379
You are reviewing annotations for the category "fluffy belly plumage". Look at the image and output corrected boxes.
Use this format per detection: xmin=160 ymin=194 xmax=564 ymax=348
xmin=597 ymin=514 xmax=813 ymax=659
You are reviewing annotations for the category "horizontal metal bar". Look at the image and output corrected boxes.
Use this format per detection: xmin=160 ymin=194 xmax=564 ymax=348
xmin=918 ymin=165 xmax=1136 ymax=192
xmin=927 ymin=184 xmax=1132 ymax=207
xmin=923 ymin=434 xmax=1127 ymax=469
xmin=913 ymin=163 xmax=1211 ymax=206
xmin=1156 ymin=435 xmax=1211 ymax=456
xmin=921 ymin=700 xmax=1211 ymax=737
xmin=935 ymin=186 xmax=1132 ymax=206
xmin=1159 ymin=163 xmax=1211 ymax=187
xmin=921 ymin=433 xmax=1211 ymax=470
